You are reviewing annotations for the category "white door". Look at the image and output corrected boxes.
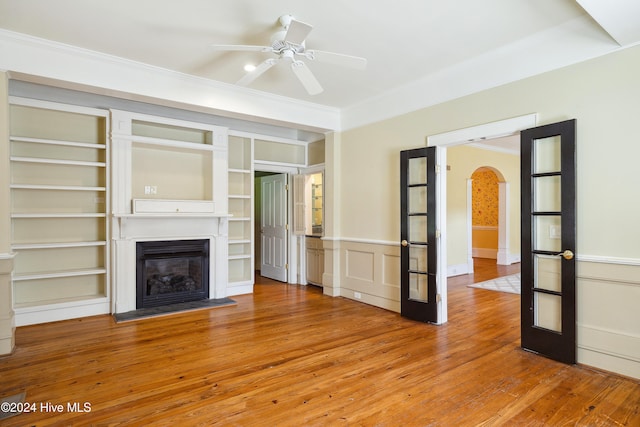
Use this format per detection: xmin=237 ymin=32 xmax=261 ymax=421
xmin=260 ymin=174 xmax=288 ymax=282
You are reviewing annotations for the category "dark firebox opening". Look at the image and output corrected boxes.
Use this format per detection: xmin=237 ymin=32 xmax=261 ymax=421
xmin=136 ymin=239 xmax=210 ymax=309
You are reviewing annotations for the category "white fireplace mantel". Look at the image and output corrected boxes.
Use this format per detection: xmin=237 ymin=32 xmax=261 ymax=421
xmin=111 ymin=212 xmax=229 ymax=314
xmin=114 ymin=212 xmax=231 ymax=240
xmin=109 ymin=110 xmax=230 ymax=314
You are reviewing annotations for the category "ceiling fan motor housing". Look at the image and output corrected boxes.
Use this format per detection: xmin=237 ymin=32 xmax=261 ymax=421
xmin=271 ymin=20 xmax=305 ymax=54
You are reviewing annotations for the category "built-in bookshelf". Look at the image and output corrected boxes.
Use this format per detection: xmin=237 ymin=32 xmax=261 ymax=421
xmin=9 ymin=97 xmax=110 ymax=325
xmin=228 ymin=135 xmax=253 ymax=289
xmin=228 ymin=135 xmax=254 ymax=287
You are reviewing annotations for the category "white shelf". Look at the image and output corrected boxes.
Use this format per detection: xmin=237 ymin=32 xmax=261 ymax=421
xmin=13 ymin=268 xmax=107 ymax=282
xmin=229 ymin=239 xmax=251 ymax=244
xmin=11 ymin=156 xmax=106 ymax=168
xmin=10 ymin=136 xmax=107 ymax=150
xmin=12 ymin=241 xmax=107 ymax=250
xmin=132 ymin=135 xmax=215 ymax=152
xmin=12 ymin=213 xmax=107 ymax=218
xmin=229 ymin=194 xmax=251 ymax=199
xmin=229 ymin=168 xmax=252 ymax=174
xmin=229 ymin=217 xmax=250 ymax=222
xmin=115 ymin=213 xmax=231 ymax=219
xmin=10 ymin=184 xmax=107 ymax=191
xmin=14 ymin=295 xmax=108 ymax=311
xmin=229 ymin=254 xmax=251 ymax=260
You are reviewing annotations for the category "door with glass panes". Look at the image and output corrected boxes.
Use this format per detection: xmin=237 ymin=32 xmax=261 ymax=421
xmin=400 ymin=147 xmax=437 ymax=323
xmin=521 ymin=119 xmax=576 ymax=364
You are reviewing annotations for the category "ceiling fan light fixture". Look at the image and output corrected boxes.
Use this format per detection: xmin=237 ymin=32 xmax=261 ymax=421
xmin=211 ymin=14 xmax=367 ymax=96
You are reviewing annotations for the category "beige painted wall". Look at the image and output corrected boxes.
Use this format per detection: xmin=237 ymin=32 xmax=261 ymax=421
xmin=339 ymin=44 xmax=640 ymax=259
xmin=334 ymin=45 xmax=640 ymax=378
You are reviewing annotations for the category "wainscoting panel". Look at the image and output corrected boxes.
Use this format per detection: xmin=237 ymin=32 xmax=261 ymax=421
xmin=339 ymin=240 xmax=400 ymax=312
xmin=382 ymin=253 xmax=401 ymax=288
xmin=576 ymin=258 xmax=640 ymax=379
xmin=345 ymin=249 xmax=375 ymax=282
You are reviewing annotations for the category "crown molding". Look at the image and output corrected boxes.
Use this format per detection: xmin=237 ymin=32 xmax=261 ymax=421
xmin=0 ymin=29 xmax=340 ymax=133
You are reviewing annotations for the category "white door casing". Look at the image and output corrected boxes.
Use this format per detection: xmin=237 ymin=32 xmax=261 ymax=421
xmin=426 ymin=113 xmax=539 ymax=324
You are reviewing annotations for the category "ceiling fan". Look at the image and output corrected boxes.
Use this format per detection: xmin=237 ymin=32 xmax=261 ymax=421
xmin=210 ymin=14 xmax=367 ymax=95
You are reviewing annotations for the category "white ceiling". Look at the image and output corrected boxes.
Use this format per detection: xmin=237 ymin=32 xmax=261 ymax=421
xmin=0 ymin=0 xmax=639 ymax=118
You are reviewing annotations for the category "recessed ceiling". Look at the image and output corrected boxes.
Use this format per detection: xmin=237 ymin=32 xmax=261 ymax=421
xmin=0 ymin=0 xmax=638 ymax=112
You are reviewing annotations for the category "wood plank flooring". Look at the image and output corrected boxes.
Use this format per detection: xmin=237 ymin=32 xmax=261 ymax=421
xmin=1 ymin=259 xmax=638 ymax=426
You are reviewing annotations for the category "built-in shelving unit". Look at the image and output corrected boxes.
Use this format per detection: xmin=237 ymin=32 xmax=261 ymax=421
xmin=311 ymin=176 xmax=323 ymax=235
xmin=9 ymin=97 xmax=110 ymax=325
xmin=228 ymin=134 xmax=254 ymax=289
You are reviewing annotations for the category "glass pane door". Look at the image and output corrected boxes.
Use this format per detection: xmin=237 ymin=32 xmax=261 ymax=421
xmin=521 ymin=120 xmax=576 ymax=364
xmin=400 ymin=147 xmax=437 ymax=323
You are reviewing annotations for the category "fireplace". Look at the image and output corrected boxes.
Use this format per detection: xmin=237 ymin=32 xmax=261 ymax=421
xmin=136 ymin=239 xmax=210 ymax=309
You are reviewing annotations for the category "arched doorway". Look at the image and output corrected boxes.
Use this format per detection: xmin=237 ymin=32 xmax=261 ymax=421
xmin=471 ymin=167 xmax=501 ymax=264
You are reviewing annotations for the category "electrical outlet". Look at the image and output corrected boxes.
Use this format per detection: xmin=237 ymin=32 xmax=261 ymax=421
xmin=354 ymin=292 xmax=362 ymax=299
xmin=144 ymin=185 xmax=158 ymax=195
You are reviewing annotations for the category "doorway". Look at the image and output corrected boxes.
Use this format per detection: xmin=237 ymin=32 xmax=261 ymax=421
xmin=470 ymin=167 xmax=501 ymax=263
xmin=426 ymin=113 xmax=537 ymax=324
xmin=449 ymin=140 xmax=521 ymax=295
xmin=426 ymin=114 xmax=577 ymax=364
xmin=254 ymin=171 xmax=288 ymax=282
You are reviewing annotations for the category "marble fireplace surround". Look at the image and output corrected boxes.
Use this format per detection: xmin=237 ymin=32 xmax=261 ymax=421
xmin=112 ymin=211 xmax=229 ymax=314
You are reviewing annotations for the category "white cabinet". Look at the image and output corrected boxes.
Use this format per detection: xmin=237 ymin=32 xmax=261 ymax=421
xmin=9 ymin=98 xmax=110 ymax=324
xmin=306 ymin=236 xmax=324 ymax=286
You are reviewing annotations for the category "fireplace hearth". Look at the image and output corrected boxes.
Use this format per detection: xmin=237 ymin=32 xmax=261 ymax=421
xmin=136 ymin=239 xmax=210 ymax=309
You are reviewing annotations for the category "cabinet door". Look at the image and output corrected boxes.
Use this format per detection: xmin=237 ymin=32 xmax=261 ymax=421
xmin=306 ymin=247 xmax=318 ymax=283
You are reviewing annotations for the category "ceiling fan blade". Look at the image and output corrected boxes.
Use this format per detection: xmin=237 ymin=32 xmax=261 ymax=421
xmin=237 ymin=58 xmax=278 ymax=86
xmin=305 ymin=50 xmax=367 ymax=70
xmin=284 ymin=19 xmax=313 ymax=45
xmin=291 ymin=61 xmax=323 ymax=95
xmin=210 ymin=44 xmax=272 ymax=53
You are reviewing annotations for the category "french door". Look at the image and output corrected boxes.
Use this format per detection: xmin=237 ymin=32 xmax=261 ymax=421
xmin=400 ymin=147 xmax=438 ymax=323
xmin=520 ymin=119 xmax=576 ymax=364
xmin=260 ymin=173 xmax=288 ymax=282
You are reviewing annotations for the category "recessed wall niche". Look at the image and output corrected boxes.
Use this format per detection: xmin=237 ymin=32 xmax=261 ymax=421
xmin=130 ymin=119 xmax=214 ymax=201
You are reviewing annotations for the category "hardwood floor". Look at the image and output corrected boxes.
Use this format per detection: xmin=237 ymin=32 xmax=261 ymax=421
xmin=1 ymin=262 xmax=638 ymax=426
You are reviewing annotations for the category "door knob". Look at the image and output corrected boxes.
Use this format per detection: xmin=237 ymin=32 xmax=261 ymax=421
xmin=561 ymin=249 xmax=574 ymax=260
xmin=401 ymin=240 xmax=408 ymax=247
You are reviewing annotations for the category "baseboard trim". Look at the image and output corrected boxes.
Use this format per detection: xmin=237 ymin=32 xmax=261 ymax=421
xmin=447 ymin=263 xmax=471 ymax=277
xmin=15 ymin=301 xmax=110 ymax=327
